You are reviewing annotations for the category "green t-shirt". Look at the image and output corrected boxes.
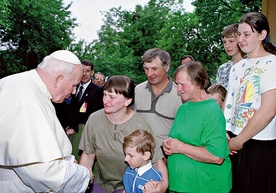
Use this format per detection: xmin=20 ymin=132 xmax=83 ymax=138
xmin=168 ymin=99 xmax=232 ymax=193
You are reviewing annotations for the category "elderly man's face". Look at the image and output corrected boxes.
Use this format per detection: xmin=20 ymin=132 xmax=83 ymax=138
xmin=143 ymin=57 xmax=169 ymax=86
xmin=92 ymin=73 xmax=105 ymax=86
xmin=52 ymin=65 xmax=83 ymax=103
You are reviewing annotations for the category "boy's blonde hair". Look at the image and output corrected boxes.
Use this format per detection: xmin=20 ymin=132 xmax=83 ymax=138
xmin=123 ymin=129 xmax=155 ymax=160
xmin=207 ymin=84 xmax=227 ymax=102
xmin=222 ymin=23 xmax=239 ymax=38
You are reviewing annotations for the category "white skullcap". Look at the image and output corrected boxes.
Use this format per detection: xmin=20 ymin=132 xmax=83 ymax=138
xmin=49 ymin=50 xmax=81 ymax=64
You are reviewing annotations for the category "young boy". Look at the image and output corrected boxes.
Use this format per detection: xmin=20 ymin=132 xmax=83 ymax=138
xmin=207 ymin=84 xmax=227 ymax=110
xmin=214 ymin=23 xmax=244 ymax=89
xmin=122 ymin=129 xmax=162 ymax=193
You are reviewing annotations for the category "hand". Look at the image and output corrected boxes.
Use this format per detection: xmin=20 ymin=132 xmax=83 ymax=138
xmin=226 ymin=133 xmax=237 ymax=155
xmin=162 ymin=138 xmax=182 ymax=155
xmin=85 ymin=167 xmax=94 ymax=184
xmin=86 ymin=168 xmax=94 ymax=190
xmin=66 ymin=127 xmax=75 ymax=135
xmin=162 ymin=138 xmax=172 ymax=156
xmin=226 ymin=132 xmax=230 ymax=142
xmin=143 ymin=181 xmax=165 ymax=193
xmin=228 ymin=137 xmax=243 ymax=153
xmin=143 ymin=180 xmax=157 ymax=192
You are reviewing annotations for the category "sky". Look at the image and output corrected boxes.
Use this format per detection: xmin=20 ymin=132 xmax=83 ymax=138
xmin=63 ymin=0 xmax=194 ymax=42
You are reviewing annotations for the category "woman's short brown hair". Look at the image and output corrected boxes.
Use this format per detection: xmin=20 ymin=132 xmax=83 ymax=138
xmin=104 ymin=75 xmax=135 ymax=106
xmin=173 ymin=61 xmax=209 ymax=90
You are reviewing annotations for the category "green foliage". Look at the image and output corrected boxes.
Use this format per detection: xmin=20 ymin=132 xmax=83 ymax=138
xmin=156 ymin=11 xmax=200 ymax=73
xmin=191 ymin=0 xmax=261 ymax=80
xmin=0 ymin=0 xmax=77 ymax=78
xmin=1 ymin=0 xmax=262 ymax=82
xmin=88 ymin=0 xmax=183 ymax=83
xmin=82 ymin=0 xmax=261 ymax=84
xmin=0 ymin=0 xmax=11 ymax=30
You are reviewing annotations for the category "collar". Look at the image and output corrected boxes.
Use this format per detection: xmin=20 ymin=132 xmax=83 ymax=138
xmin=79 ymin=79 xmax=91 ymax=91
xmin=136 ymin=161 xmax=152 ymax=176
xmin=228 ymin=60 xmax=234 ymax=65
xmin=32 ymin=69 xmax=52 ymax=100
xmin=145 ymin=76 xmax=173 ymax=95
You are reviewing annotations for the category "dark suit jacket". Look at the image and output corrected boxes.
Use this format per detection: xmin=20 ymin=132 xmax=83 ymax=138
xmin=54 ymin=81 xmax=104 ymax=132
xmin=70 ymin=82 xmax=104 ymax=130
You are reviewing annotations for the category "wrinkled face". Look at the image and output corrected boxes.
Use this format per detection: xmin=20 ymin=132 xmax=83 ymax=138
xmin=143 ymin=57 xmax=169 ymax=86
xmin=52 ymin=65 xmax=82 ymax=103
xmin=124 ymin=146 xmax=148 ymax=169
xmin=81 ymin=65 xmax=94 ymax=84
xmin=222 ymin=36 xmax=240 ymax=57
xmin=103 ymin=90 xmax=132 ymax=114
xmin=237 ymin=23 xmax=265 ymax=57
xmin=209 ymin=93 xmax=224 ymax=109
xmin=175 ymin=70 xmax=200 ymax=102
xmin=92 ymin=74 xmax=105 ymax=86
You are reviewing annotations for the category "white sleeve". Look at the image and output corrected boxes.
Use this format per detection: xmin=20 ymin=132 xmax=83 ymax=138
xmin=57 ymin=155 xmax=90 ymax=193
xmin=13 ymin=155 xmax=89 ymax=193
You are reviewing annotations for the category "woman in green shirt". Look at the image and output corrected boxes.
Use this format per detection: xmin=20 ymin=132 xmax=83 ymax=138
xmin=163 ymin=61 xmax=232 ymax=193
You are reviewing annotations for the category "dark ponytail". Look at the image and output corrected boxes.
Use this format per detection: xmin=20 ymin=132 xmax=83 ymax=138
xmin=263 ymin=41 xmax=276 ymax=55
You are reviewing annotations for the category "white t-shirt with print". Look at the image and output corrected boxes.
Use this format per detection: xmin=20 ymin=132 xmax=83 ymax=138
xmin=224 ymin=54 xmax=276 ymax=140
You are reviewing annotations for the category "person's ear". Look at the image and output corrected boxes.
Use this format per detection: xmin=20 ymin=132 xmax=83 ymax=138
xmin=54 ymin=74 xmax=64 ymax=88
xmin=260 ymin=30 xmax=268 ymax=41
xmin=143 ymin=151 xmax=151 ymax=161
xmin=165 ymin=64 xmax=170 ymax=72
xmin=124 ymin=98 xmax=132 ymax=107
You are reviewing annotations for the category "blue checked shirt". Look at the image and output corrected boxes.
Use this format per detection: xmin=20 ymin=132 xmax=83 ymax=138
xmin=214 ymin=60 xmax=233 ymax=90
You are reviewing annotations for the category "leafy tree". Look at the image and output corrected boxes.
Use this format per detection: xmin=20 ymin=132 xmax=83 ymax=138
xmin=0 ymin=0 xmax=77 ymax=78
xmin=82 ymin=0 xmax=261 ymax=83
xmin=81 ymin=9 xmax=140 ymax=82
xmin=1 ymin=0 xmax=262 ymax=82
xmin=191 ymin=0 xmax=262 ymax=79
xmin=156 ymin=11 xmax=200 ymax=74
xmin=159 ymin=0 xmax=262 ymax=79
xmin=88 ymin=0 xmax=184 ymax=83
xmin=0 ymin=0 xmax=11 ymax=30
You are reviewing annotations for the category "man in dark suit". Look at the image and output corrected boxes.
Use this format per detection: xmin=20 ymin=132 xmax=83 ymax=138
xmin=56 ymin=60 xmax=104 ymax=162
xmin=69 ymin=60 xmax=104 ymax=129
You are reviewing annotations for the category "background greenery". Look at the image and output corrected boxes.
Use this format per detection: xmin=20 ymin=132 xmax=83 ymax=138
xmin=0 ymin=0 xmax=261 ymax=83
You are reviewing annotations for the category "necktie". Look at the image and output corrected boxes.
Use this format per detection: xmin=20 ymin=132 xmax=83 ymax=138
xmin=76 ymin=85 xmax=83 ymax=101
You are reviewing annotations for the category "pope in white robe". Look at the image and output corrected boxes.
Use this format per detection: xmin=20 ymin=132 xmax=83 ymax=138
xmin=0 ymin=50 xmax=90 ymax=192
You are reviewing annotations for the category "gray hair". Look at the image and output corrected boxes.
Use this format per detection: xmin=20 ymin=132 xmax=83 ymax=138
xmin=141 ymin=48 xmax=171 ymax=68
xmin=37 ymin=56 xmax=81 ymax=79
